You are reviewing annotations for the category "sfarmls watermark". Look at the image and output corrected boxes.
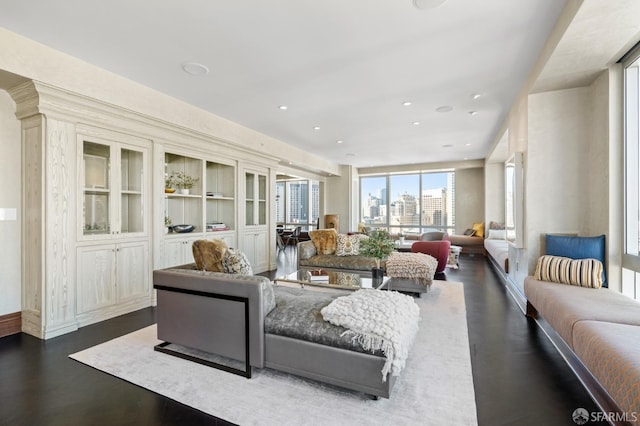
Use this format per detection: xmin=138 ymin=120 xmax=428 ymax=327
xmin=572 ymin=408 xmax=638 ymax=424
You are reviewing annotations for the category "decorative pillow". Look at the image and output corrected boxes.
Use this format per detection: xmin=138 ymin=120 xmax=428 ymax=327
xmin=545 ymin=234 xmax=606 ymax=287
xmin=487 ymin=229 xmax=506 ymax=240
xmin=335 ymin=233 xmax=361 ymax=256
xmin=192 ymin=239 xmax=228 ymax=272
xmin=222 ymin=248 xmax=253 ymax=275
xmin=489 ymin=221 xmax=505 ymax=230
xmin=298 ymin=241 xmax=317 ymax=260
xmin=534 ymin=255 xmax=603 ymax=288
xmin=309 ymin=228 xmax=338 ymax=255
xmin=463 ymin=228 xmax=476 ymax=236
xmin=472 ymin=222 xmax=484 ymax=238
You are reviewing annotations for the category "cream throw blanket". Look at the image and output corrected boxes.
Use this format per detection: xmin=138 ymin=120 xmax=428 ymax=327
xmin=320 ymin=289 xmax=420 ymax=381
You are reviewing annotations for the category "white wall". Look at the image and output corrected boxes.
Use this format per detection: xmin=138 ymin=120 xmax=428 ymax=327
xmin=0 ymin=90 xmax=21 ymax=315
xmin=584 ymin=72 xmax=610 ymax=237
xmin=455 ymin=167 xmax=485 ymax=234
xmin=325 ymin=165 xmax=358 ymax=233
xmin=526 ymin=86 xmax=590 ymax=274
xmin=484 ymin=162 xmax=505 ymax=225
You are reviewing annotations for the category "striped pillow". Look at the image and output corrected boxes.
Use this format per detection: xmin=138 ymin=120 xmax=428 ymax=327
xmin=534 ymin=255 xmax=603 ymax=288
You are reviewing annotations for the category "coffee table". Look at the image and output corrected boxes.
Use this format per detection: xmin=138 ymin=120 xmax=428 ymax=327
xmin=274 ymin=269 xmax=389 ymax=291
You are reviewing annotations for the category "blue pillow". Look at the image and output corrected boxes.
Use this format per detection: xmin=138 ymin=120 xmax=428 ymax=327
xmin=545 ymin=234 xmax=606 ymax=287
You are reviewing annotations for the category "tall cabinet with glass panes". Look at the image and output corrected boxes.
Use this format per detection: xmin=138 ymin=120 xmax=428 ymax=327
xmin=76 ymin=132 xmax=151 ymax=324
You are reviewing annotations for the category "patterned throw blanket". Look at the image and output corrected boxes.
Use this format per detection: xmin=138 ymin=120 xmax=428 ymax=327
xmin=320 ymin=289 xmax=420 ymax=381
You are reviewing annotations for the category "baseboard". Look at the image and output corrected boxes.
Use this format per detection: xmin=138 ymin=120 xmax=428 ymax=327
xmin=0 ymin=311 xmax=22 ymax=338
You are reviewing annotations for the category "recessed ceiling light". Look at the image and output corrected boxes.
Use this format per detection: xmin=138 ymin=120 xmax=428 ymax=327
xmin=313 ymin=126 xmax=321 ymax=130
xmin=413 ymin=0 xmax=448 ymax=10
xmin=402 ymin=101 xmax=412 ymax=107
xmin=465 ymin=143 xmax=471 ymax=146
xmin=468 ymin=111 xmax=478 ymax=116
xmin=288 ymin=161 xmax=293 ymax=165
xmin=436 ymin=105 xmax=453 ymax=113
xmin=472 ymin=93 xmax=481 ymax=100
xmin=181 ymin=62 xmax=210 ymax=76
xmin=442 ymin=144 xmax=454 ymax=148
xmin=278 ymin=105 xmax=288 ymax=110
xmin=346 ymin=153 xmax=356 ymax=157
xmin=336 ymin=140 xmax=344 ymax=144
xmin=412 ymin=121 xmax=421 ymax=126
xmin=463 ymin=157 xmax=469 ymax=160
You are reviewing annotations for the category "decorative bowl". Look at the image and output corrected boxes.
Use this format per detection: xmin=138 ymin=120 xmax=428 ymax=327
xmin=165 ymin=188 xmax=176 ymax=194
xmin=171 ymin=224 xmax=195 ymax=233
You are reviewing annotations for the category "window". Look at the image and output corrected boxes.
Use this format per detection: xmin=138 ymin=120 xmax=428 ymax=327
xmin=623 ymin=44 xmax=640 ymax=300
xmin=276 ymin=179 xmax=320 ymax=231
xmin=360 ymin=171 xmax=455 ymax=236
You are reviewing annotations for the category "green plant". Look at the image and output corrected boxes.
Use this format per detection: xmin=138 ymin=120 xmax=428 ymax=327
xmin=164 ymin=216 xmax=172 ymax=226
xmin=169 ymin=171 xmax=199 ymax=189
xmin=359 ymin=229 xmax=396 ymax=268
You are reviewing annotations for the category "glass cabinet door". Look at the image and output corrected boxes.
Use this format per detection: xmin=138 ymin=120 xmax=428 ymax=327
xmin=120 ymin=148 xmax=144 ymax=234
xmin=258 ymin=174 xmax=266 ymax=226
xmin=245 ymin=172 xmax=255 ymax=226
xmin=245 ymin=171 xmax=267 ymax=226
xmin=82 ymin=140 xmax=147 ymax=238
xmin=83 ymin=141 xmax=111 ymax=235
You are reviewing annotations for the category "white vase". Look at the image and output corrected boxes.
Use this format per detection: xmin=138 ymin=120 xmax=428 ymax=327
xmin=180 ymin=188 xmax=190 ymax=195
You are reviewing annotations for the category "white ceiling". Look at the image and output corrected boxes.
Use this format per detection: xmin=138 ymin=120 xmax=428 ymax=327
xmin=0 ymin=0 xmax=567 ymax=168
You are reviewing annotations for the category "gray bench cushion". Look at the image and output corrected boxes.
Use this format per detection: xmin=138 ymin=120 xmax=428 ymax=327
xmin=265 ymin=287 xmax=382 ymax=355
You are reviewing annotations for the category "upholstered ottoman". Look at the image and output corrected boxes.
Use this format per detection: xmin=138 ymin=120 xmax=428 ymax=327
xmin=383 ymin=252 xmax=437 ymax=295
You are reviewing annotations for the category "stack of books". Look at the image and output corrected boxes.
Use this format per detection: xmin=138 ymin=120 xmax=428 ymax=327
xmin=206 ymin=222 xmax=229 ymax=232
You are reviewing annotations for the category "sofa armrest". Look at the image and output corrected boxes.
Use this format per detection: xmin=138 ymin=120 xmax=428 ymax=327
xmin=153 ymin=268 xmax=273 ymax=368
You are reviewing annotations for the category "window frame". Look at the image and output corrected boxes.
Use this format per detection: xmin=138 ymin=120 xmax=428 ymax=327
xmin=275 ymin=178 xmax=320 ymax=231
xmin=359 ymin=170 xmax=455 ymax=236
xmin=621 ymin=42 xmax=640 ymax=299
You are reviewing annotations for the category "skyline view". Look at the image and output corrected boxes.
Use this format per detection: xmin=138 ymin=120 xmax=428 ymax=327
xmin=361 ymin=172 xmax=455 ymax=234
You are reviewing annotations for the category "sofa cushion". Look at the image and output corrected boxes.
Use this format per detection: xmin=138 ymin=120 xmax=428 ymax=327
xmin=335 ymin=233 xmax=362 ymax=256
xmin=489 ymin=221 xmax=505 ymax=230
xmin=545 ymin=234 xmax=606 ymax=287
xmin=534 ymin=255 xmax=603 ymax=288
xmin=192 ymin=239 xmax=228 ymax=272
xmin=298 ymin=240 xmax=317 ymax=260
xmin=572 ymin=321 xmax=640 ymax=418
xmin=222 ymin=248 xmax=253 ymax=275
xmin=309 ymin=228 xmax=338 ymax=255
xmin=266 ymin=287 xmax=378 ymax=355
xmin=472 ymin=222 xmax=484 ymax=238
xmin=486 ymin=229 xmax=506 ymax=240
xmin=299 ymin=254 xmax=379 ymax=271
xmin=524 ymin=277 xmax=640 ymax=348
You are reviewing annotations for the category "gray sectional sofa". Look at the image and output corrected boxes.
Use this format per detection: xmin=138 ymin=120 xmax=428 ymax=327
xmin=153 ymin=265 xmax=399 ymax=398
xmin=524 ymin=277 xmax=640 ymax=420
xmin=297 ymin=239 xmax=379 ymax=274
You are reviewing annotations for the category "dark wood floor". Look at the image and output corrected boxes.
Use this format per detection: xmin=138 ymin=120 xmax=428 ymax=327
xmin=0 ymin=252 xmax=606 ymax=426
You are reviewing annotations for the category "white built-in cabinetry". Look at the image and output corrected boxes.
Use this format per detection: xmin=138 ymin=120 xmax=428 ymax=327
xmin=10 ymin=80 xmax=277 ymax=339
xmin=75 ymin=128 xmax=152 ymax=328
xmin=160 ymin=150 xmax=237 ymax=268
xmin=243 ymin=169 xmax=269 ymax=272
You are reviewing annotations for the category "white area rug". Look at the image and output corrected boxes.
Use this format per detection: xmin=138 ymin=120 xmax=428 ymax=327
xmin=70 ymin=280 xmax=477 ymax=426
